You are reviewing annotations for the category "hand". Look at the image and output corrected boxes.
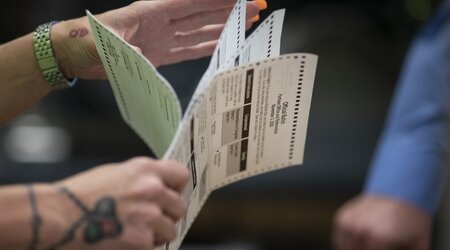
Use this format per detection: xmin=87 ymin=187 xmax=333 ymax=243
xmin=53 ymin=157 xmax=189 ymax=250
xmin=51 ymin=0 xmax=262 ymax=79
xmin=333 ymin=195 xmax=432 ymax=250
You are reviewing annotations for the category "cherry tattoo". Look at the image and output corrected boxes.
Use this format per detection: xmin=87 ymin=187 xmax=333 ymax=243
xmin=69 ymin=28 xmax=89 ymax=38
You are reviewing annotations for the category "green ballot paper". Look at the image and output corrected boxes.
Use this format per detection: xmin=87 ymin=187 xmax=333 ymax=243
xmin=88 ymin=12 xmax=181 ymax=157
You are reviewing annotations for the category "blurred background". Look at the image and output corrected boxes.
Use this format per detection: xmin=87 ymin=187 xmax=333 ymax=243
xmin=0 ymin=0 xmax=446 ymax=249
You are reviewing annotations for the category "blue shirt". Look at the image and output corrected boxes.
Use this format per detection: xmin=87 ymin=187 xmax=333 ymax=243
xmin=364 ymin=1 xmax=450 ymax=215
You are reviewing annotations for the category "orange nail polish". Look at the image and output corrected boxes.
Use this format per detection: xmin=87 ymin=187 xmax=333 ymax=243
xmin=256 ymin=0 xmax=268 ymax=10
xmin=251 ymin=14 xmax=260 ymax=22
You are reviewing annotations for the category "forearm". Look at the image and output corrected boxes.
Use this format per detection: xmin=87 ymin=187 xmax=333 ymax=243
xmin=0 ymin=34 xmax=51 ymax=126
xmin=0 ymin=184 xmax=73 ymax=250
xmin=0 ymin=17 xmax=97 ymax=127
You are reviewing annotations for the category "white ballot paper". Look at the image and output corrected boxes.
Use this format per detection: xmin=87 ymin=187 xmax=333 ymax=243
xmin=87 ymin=1 xmax=317 ymax=249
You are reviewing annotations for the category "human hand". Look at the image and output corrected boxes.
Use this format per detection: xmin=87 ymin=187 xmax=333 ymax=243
xmin=333 ymin=195 xmax=432 ymax=250
xmin=51 ymin=0 xmax=264 ymax=80
xmin=50 ymin=157 xmax=189 ymax=250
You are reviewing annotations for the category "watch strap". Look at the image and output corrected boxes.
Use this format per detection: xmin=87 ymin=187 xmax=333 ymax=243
xmin=33 ymin=22 xmax=77 ymax=90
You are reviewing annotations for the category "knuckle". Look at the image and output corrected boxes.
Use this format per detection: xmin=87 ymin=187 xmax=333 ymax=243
xmin=129 ymin=156 xmax=153 ymax=163
xmin=128 ymin=157 xmax=155 ymax=170
xmin=132 ymin=176 xmax=167 ymax=200
xmin=160 ymin=160 xmax=189 ymax=181
xmin=127 ymin=205 xmax=143 ymax=220
xmin=178 ymin=167 xmax=190 ymax=183
xmin=158 ymin=220 xmax=177 ymax=244
xmin=152 ymin=185 xmax=167 ymax=199
xmin=171 ymin=208 xmax=185 ymax=222
xmin=160 ymin=159 xmax=181 ymax=169
xmin=146 ymin=177 xmax=166 ymax=197
xmin=147 ymin=206 xmax=164 ymax=221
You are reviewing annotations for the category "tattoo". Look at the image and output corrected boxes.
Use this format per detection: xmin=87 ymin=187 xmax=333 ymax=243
xmin=84 ymin=198 xmax=121 ymax=243
xmin=27 ymin=184 xmax=42 ymax=250
xmin=69 ymin=28 xmax=89 ymax=38
xmin=47 ymin=187 xmax=122 ymax=250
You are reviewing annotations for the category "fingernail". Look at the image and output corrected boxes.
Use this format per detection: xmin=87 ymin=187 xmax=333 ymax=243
xmin=256 ymin=0 xmax=268 ymax=10
xmin=250 ymin=14 xmax=260 ymax=22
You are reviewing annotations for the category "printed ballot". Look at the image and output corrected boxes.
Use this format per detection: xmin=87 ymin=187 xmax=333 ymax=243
xmin=87 ymin=1 xmax=318 ymax=249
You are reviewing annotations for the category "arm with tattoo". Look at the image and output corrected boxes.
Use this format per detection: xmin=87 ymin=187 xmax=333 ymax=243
xmin=0 ymin=184 xmax=71 ymax=250
xmin=0 ymin=157 xmax=188 ymax=250
xmin=0 ymin=184 xmax=117 ymax=250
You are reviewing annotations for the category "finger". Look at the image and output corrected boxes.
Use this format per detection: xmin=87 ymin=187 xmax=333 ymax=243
xmin=170 ymin=7 xmax=233 ymax=32
xmin=130 ymin=44 xmax=142 ymax=54
xmin=246 ymin=1 xmax=261 ymax=20
xmin=162 ymin=40 xmax=217 ymax=66
xmin=173 ymin=24 xmax=223 ymax=47
xmin=140 ymin=204 xmax=177 ymax=246
xmin=255 ymin=0 xmax=268 ymax=11
xmin=155 ymin=187 xmax=187 ymax=221
xmin=138 ymin=175 xmax=187 ymax=221
xmin=170 ymin=2 xmax=261 ymax=33
xmin=155 ymin=160 xmax=190 ymax=193
xmin=127 ymin=157 xmax=188 ymax=193
xmin=147 ymin=209 xmax=177 ymax=245
xmin=170 ymin=4 xmax=260 ymax=48
xmin=246 ymin=19 xmax=256 ymax=30
xmin=161 ymin=0 xmax=237 ymax=19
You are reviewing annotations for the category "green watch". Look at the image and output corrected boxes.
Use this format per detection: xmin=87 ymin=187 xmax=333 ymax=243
xmin=33 ymin=22 xmax=77 ymax=90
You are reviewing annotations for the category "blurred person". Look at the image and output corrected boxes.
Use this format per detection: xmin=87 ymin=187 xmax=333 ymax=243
xmin=0 ymin=0 xmax=263 ymax=249
xmin=333 ymin=1 xmax=450 ymax=249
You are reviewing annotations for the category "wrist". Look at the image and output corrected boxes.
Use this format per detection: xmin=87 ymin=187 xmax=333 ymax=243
xmin=50 ymin=20 xmax=79 ymax=80
xmin=50 ymin=17 xmax=98 ymax=80
xmin=32 ymin=184 xmax=82 ymax=249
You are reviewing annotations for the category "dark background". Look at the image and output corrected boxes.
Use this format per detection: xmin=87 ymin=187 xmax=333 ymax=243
xmin=0 ymin=0 xmax=443 ymax=249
